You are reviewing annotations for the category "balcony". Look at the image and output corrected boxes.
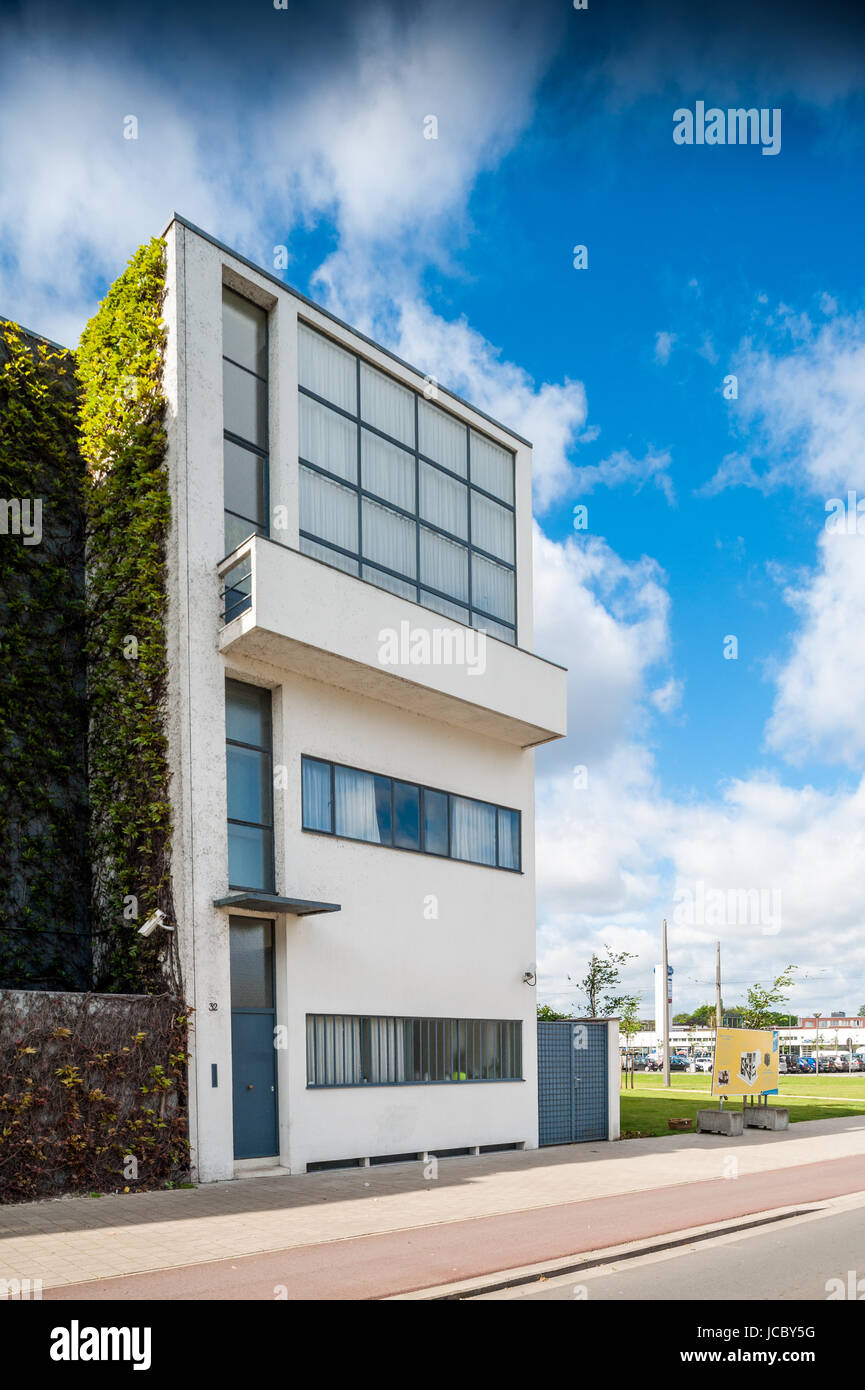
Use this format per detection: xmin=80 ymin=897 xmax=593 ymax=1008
xmin=218 ymin=536 xmax=567 ymax=748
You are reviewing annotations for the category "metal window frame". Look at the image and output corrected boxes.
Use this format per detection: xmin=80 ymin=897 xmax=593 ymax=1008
xmin=306 ymin=1012 xmax=524 ymax=1087
xmin=226 ymin=680 xmax=275 ymax=893
xmin=300 ymin=754 xmax=521 ymax=873
xmin=296 ymin=321 xmax=518 ymax=642
xmin=222 ymin=291 xmax=271 ymax=559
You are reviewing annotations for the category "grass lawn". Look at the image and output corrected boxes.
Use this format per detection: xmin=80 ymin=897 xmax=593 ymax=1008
xmin=619 ymin=1073 xmax=865 ymax=1139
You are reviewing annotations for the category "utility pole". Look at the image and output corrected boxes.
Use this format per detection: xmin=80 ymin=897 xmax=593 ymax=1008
xmin=662 ymin=918 xmax=671 ymax=1089
xmin=715 ymin=941 xmax=722 ymax=1028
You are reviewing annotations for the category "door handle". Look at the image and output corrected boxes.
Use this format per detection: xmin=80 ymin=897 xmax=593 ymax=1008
xmin=247 ymin=1084 xmax=254 ymax=1090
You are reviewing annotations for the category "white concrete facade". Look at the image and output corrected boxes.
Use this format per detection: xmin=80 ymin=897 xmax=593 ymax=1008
xmin=161 ymin=215 xmax=567 ymax=1180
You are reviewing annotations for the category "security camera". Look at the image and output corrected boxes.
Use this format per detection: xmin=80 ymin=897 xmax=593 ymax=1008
xmin=138 ymin=909 xmax=173 ymax=937
xmin=523 ymin=965 xmax=537 ymax=986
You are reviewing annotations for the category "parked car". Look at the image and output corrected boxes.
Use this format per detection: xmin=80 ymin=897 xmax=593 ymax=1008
xmin=694 ymin=1055 xmax=713 ymax=1073
xmin=850 ymin=1056 xmax=864 ymax=1072
xmin=779 ymin=1055 xmax=790 ymax=1074
xmin=832 ymin=1055 xmax=850 ymax=1072
xmin=669 ymin=1054 xmax=689 ymax=1071
xmin=798 ymin=1055 xmax=816 ymax=1072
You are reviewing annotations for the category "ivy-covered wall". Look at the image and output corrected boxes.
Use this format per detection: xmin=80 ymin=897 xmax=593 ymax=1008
xmin=78 ymin=237 xmax=179 ymax=995
xmin=0 ymin=323 xmax=90 ymax=990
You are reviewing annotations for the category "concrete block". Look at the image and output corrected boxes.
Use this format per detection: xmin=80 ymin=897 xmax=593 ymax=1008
xmin=743 ymin=1106 xmax=789 ymax=1130
xmin=696 ymin=1108 xmax=744 ymax=1136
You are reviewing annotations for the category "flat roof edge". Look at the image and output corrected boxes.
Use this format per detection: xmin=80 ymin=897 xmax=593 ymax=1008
xmin=163 ymin=212 xmax=534 ymax=450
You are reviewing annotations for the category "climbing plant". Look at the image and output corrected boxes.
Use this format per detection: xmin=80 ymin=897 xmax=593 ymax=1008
xmin=78 ymin=237 xmax=180 ymax=994
xmin=0 ymin=322 xmax=90 ymax=989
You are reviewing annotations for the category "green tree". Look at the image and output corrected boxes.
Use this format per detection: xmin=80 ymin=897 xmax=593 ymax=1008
xmin=570 ymin=946 xmax=637 ymax=1017
xmin=739 ymin=967 xmax=798 ymax=1029
xmin=858 ymin=1005 xmax=865 ymax=1018
xmin=537 ymin=1003 xmax=572 ymax=1021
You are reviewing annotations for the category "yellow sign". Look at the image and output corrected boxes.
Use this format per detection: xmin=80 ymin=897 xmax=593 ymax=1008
xmin=712 ymin=1027 xmax=779 ymax=1097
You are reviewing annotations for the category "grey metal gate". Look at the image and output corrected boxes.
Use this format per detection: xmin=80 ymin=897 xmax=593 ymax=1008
xmin=538 ymin=1020 xmax=609 ymax=1145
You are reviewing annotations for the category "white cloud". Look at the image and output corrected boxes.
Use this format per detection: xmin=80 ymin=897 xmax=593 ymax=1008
xmin=571 ymin=447 xmax=675 ymax=506
xmin=654 ymin=330 xmax=676 ymax=364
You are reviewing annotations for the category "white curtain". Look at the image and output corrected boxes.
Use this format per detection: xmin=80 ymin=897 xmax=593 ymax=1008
xmin=307 ymin=1015 xmax=363 ymax=1086
xmin=363 ymin=566 xmax=416 ymax=601
xmin=497 ymin=808 xmax=520 ymax=869
xmin=420 ymin=527 xmax=468 ymax=602
xmin=419 ymin=399 xmax=467 ymax=476
xmin=471 ymin=489 xmax=514 ymax=563
xmin=298 ymin=323 xmax=357 ymax=413
xmin=470 ymin=429 xmax=514 ymax=503
xmin=367 ymin=1017 xmax=407 ymax=1084
xmin=420 ymin=590 xmax=468 ymax=624
xmin=302 ymin=758 xmax=332 ymax=832
xmin=300 ymin=466 xmax=358 ymax=552
xmin=299 ymin=395 xmax=357 ymax=482
xmin=361 ymin=429 xmax=415 ymax=511
xmin=300 ymin=536 xmax=358 ymax=577
xmin=471 ymin=552 xmax=514 ymax=623
xmin=420 ymin=462 xmax=467 ymax=538
xmin=450 ymin=796 xmax=496 ymax=866
xmin=361 ymin=498 xmax=416 ymax=577
xmin=334 ymin=765 xmax=381 ymax=842
xmin=360 ymin=362 xmax=414 ymax=445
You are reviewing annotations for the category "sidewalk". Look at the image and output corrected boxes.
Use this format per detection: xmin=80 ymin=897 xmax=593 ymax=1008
xmin=2 ymin=1114 xmax=864 ymax=1293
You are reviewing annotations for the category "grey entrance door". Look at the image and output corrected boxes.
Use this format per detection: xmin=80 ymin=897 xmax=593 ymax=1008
xmin=230 ymin=917 xmax=278 ymax=1159
xmin=538 ymin=1020 xmax=609 ymax=1145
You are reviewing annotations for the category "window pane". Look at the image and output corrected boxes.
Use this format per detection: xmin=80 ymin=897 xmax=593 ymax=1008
xmin=497 ymin=808 xmax=520 ymax=870
xmin=472 ymin=613 xmax=515 ymax=645
xmin=300 ymin=466 xmax=358 ymax=552
xmin=226 ymin=680 xmax=270 ymax=747
xmin=420 ymin=590 xmax=469 ymax=625
xmin=471 ymin=552 xmax=515 ymax=623
xmin=471 ymin=489 xmax=514 ymax=563
xmin=223 ymin=360 xmax=266 ymax=447
xmin=362 ymin=565 xmax=416 ymax=601
xmin=226 ymin=744 xmax=272 ymax=825
xmin=423 ymin=789 xmax=448 ymax=856
xmin=419 ymin=462 xmax=467 ymax=539
xmin=420 ymin=527 xmax=468 ymax=602
xmin=223 ymin=555 xmax=253 ymax=620
xmin=300 ymin=536 xmax=359 ymax=576
xmin=228 ymin=822 xmax=274 ymax=890
xmin=450 ymin=796 xmax=496 ymax=866
xmin=470 ymin=430 xmax=514 ymax=503
xmin=360 ymin=362 xmax=414 ymax=446
xmin=229 ymin=920 xmax=273 ymax=1009
xmin=361 ymin=498 xmax=416 ymax=577
xmin=334 ymin=765 xmax=391 ymax=843
xmin=298 ymin=323 xmax=356 ymax=414
xmin=299 ymin=395 xmax=356 ymax=483
xmin=361 ymin=429 xmax=415 ymax=511
xmin=302 ymin=758 xmax=332 ymax=831
xmin=419 ymin=399 xmax=466 ymax=475
xmin=393 ymin=781 xmax=420 ymax=850
xmin=224 ymin=438 xmax=265 ymax=528
xmin=224 ymin=511 xmax=260 ymax=558
xmin=223 ymin=289 xmax=266 ymax=376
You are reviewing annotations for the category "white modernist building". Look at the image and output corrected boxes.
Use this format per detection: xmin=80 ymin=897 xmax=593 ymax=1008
xmin=160 ymin=215 xmax=567 ymax=1179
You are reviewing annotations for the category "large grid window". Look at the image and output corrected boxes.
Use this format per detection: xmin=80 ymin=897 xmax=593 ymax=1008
xmin=302 ymin=755 xmax=521 ymax=872
xmin=307 ymin=1014 xmax=523 ymax=1087
xmin=297 ymin=322 xmax=518 ymax=644
xmin=226 ymin=680 xmax=274 ymax=892
xmin=223 ymin=288 xmax=269 ymax=557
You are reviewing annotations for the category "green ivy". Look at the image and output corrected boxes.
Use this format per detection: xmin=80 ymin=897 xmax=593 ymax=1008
xmin=78 ymin=238 xmax=178 ymax=994
xmin=0 ymin=323 xmax=90 ymax=989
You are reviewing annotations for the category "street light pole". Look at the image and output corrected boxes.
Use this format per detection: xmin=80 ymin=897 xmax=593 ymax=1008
xmin=715 ymin=941 xmax=722 ymax=1028
xmin=662 ymin=918 xmax=670 ymax=1089
xmin=814 ymin=1012 xmax=821 ymax=1075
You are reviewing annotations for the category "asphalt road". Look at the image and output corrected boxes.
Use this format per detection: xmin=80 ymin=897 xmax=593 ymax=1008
xmin=476 ymin=1198 xmax=865 ymax=1300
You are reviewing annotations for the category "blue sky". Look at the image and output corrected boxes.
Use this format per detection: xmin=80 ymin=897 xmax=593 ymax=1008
xmin=3 ymin=0 xmax=865 ymax=1018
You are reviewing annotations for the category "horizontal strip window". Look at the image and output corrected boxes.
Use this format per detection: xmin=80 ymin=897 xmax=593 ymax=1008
xmin=307 ymin=1014 xmax=523 ymax=1087
xmin=297 ymin=322 xmax=517 ymax=642
xmin=301 ymin=756 xmax=521 ymax=871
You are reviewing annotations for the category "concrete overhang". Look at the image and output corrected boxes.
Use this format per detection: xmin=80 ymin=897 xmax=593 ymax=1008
xmin=213 ymin=892 xmax=341 ymax=917
xmin=217 ymin=538 xmax=567 ymax=749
